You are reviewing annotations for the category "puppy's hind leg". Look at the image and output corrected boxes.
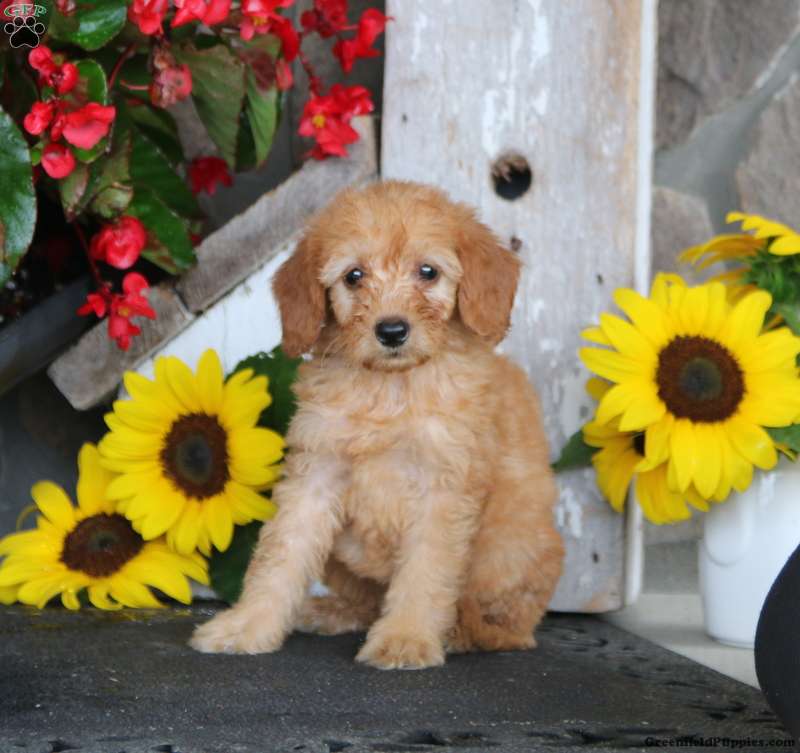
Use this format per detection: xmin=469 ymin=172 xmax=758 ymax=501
xmin=295 ymin=556 xmax=385 ymax=635
xmin=448 ymin=475 xmax=563 ymax=654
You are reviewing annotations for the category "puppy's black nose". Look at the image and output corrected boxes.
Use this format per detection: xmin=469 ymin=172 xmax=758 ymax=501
xmin=375 ymin=318 xmax=410 ymax=348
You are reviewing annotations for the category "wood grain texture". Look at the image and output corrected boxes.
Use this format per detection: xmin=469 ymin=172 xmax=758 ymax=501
xmin=382 ymin=0 xmax=650 ymax=611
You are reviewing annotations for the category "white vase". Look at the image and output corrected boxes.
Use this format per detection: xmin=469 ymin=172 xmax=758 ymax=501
xmin=699 ymin=460 xmax=800 ymax=648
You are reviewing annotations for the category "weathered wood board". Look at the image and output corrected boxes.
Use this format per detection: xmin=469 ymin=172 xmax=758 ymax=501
xmin=382 ymin=0 xmax=656 ymax=611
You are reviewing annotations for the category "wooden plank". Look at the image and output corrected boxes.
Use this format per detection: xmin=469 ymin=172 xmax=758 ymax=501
xmin=382 ymin=0 xmax=656 ymax=611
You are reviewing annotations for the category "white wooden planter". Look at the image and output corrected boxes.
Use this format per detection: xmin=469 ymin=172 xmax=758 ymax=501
xmin=700 ymin=460 xmax=800 ymax=647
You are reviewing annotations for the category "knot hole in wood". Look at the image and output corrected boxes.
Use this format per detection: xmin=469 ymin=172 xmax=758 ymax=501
xmin=491 ymin=152 xmax=532 ymax=201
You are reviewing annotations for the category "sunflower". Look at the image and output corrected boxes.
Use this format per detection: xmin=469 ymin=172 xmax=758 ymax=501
xmin=583 ymin=379 xmax=709 ymax=524
xmin=99 ymin=350 xmax=283 ymax=555
xmin=680 ymin=212 xmax=800 ymax=301
xmin=580 ymin=274 xmax=800 ymax=502
xmin=0 ymin=444 xmax=208 ymax=609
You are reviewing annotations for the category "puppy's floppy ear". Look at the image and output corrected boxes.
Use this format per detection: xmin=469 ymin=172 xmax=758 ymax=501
xmin=455 ymin=211 xmax=521 ymax=344
xmin=272 ymin=235 xmax=326 ymax=357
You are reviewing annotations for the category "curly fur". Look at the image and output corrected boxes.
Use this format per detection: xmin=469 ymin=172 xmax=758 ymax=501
xmin=191 ymin=181 xmax=564 ymax=669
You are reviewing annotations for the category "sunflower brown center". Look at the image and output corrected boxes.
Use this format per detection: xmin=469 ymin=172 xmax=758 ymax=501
xmin=656 ymin=336 xmax=745 ymax=422
xmin=61 ymin=514 xmax=143 ymax=577
xmin=160 ymin=413 xmax=229 ymax=499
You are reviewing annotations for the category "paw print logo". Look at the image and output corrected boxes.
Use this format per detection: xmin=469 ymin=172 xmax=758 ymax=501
xmin=4 ymin=15 xmax=45 ymax=49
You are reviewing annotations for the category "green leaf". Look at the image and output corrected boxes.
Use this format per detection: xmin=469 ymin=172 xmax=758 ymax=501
xmin=173 ymin=43 xmax=246 ymax=168
xmin=87 ymin=130 xmax=133 ymax=219
xmin=58 ymin=162 xmax=90 ymax=221
xmin=768 ymin=425 xmax=800 ymax=454
xmin=48 ymin=0 xmax=127 ymax=51
xmin=232 ymin=346 xmax=302 ymax=436
xmin=128 ymin=187 xmax=195 ymax=274
xmin=0 ymin=108 xmax=36 ymax=286
xmin=552 ymin=429 xmax=597 ymax=472
xmin=244 ymin=69 xmax=279 ymax=167
xmin=209 ymin=520 xmax=263 ymax=604
xmin=129 ymin=130 xmax=201 ymax=219
xmin=127 ymin=105 xmax=184 ymax=166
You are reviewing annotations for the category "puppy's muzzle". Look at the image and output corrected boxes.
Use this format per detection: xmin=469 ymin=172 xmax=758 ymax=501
xmin=375 ymin=318 xmax=410 ymax=348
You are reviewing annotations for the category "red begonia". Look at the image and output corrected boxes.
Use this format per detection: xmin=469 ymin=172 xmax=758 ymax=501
xmin=332 ymin=8 xmax=388 ymax=73
xmin=172 ymin=0 xmax=231 ymax=27
xmin=89 ymin=217 xmax=148 ymax=270
xmin=23 ymin=101 xmax=55 ymax=136
xmin=188 ymin=156 xmax=233 ymax=195
xmin=78 ymin=273 xmax=156 ymax=351
xmin=61 ymin=103 xmax=116 ymax=150
xmin=40 ymin=142 xmax=76 ymax=179
xmin=300 ymin=0 xmax=349 ymax=37
xmin=299 ymin=84 xmax=373 ymax=159
xmin=28 ymin=47 xmax=78 ymax=95
xmin=128 ymin=0 xmax=168 ymax=35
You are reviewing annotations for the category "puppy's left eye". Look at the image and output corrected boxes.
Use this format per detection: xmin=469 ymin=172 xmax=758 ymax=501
xmin=419 ymin=264 xmax=438 ymax=281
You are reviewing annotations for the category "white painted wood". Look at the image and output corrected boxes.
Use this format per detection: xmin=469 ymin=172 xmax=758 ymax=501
xmin=131 ymin=241 xmax=293 ymax=384
xmin=382 ymin=0 xmax=656 ymax=611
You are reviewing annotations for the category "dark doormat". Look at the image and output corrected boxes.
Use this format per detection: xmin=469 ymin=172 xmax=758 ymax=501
xmin=0 ymin=606 xmax=792 ymax=753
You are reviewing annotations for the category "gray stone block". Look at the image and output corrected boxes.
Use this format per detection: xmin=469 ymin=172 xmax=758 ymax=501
xmin=176 ymin=116 xmax=378 ymax=314
xmin=737 ymin=74 xmax=800 ymax=227
xmin=48 ymin=285 xmax=193 ymax=411
xmin=651 ymin=186 xmax=713 ymax=278
xmin=657 ymin=0 xmax=800 ymax=150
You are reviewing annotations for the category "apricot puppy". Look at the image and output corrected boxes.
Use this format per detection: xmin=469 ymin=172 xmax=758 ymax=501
xmin=191 ymin=181 xmax=564 ymax=669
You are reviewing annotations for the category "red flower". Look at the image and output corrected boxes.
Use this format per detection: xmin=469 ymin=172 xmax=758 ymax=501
xmin=23 ymin=101 xmax=55 ymax=136
xmin=56 ymin=0 xmax=77 ymax=14
xmin=188 ymin=156 xmax=233 ymax=195
xmin=77 ymin=292 xmax=108 ymax=318
xmin=128 ymin=0 xmax=168 ymax=35
xmin=78 ymin=274 xmax=156 ymax=351
xmin=40 ymin=142 xmax=76 ymax=179
xmin=239 ymin=0 xmax=295 ymax=43
xmin=269 ymin=15 xmax=300 ymax=61
xmin=172 ymin=0 xmax=205 ymax=26
xmin=172 ymin=0 xmax=231 ymax=27
xmin=301 ymin=0 xmax=349 ymax=38
xmin=109 ymin=273 xmax=156 ymax=351
xmin=149 ymin=63 xmax=192 ymax=107
xmin=202 ymin=0 xmax=231 ymax=25
xmin=298 ymin=84 xmax=373 ymax=159
xmin=332 ymin=8 xmax=388 ymax=73
xmin=89 ymin=216 xmax=148 ymax=270
xmin=330 ymin=83 xmax=373 ymax=119
xmin=62 ymin=103 xmax=116 ymax=150
xmin=28 ymin=47 xmax=78 ymax=94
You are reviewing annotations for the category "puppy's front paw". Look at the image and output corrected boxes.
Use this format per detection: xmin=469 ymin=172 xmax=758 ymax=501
xmin=356 ymin=628 xmax=445 ymax=670
xmin=190 ymin=608 xmax=284 ymax=655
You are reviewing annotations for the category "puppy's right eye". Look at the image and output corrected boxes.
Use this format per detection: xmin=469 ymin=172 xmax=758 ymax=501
xmin=344 ymin=268 xmax=364 ymax=287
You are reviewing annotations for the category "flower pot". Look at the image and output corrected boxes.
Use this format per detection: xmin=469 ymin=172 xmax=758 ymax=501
xmin=699 ymin=460 xmax=800 ymax=648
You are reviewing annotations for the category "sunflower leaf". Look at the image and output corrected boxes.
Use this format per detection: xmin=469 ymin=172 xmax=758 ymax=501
xmin=552 ymin=429 xmax=597 ymax=472
xmin=231 ymin=346 xmax=302 ymax=436
xmin=209 ymin=520 xmax=262 ymax=604
xmin=767 ymin=425 xmax=800 ymax=454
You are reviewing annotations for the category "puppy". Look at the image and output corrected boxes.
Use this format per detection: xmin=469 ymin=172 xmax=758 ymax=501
xmin=191 ymin=181 xmax=564 ymax=669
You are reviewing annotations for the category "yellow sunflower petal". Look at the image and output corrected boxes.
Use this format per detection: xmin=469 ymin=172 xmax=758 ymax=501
xmin=196 ymin=349 xmax=225 ymax=415
xmin=108 ymin=576 xmax=162 ymax=608
xmin=726 ymin=417 xmax=777 ymax=470
xmin=88 ymin=585 xmax=122 ymax=610
xmin=31 ymin=482 xmax=75 ymax=531
xmin=669 ymin=420 xmax=697 ymax=493
xmin=76 ymin=443 xmax=115 ymax=516
xmin=204 ymin=496 xmax=233 ymax=552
